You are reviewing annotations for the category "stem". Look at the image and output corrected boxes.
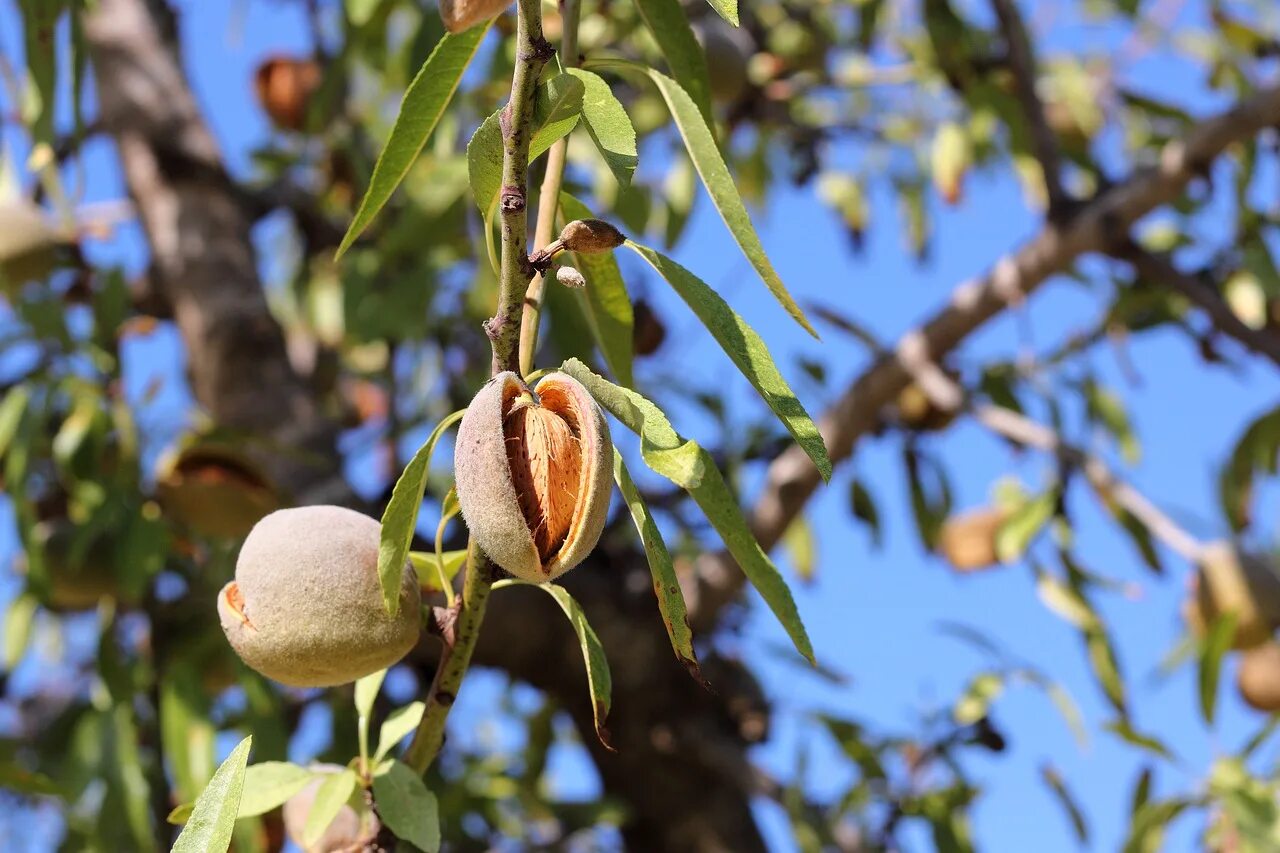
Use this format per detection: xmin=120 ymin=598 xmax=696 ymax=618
xmin=485 ymin=0 xmax=554 ymax=376
xmin=405 ymin=0 xmax=551 ymax=776
xmin=518 ymin=0 xmax=582 ymax=377
xmin=403 ymin=541 xmax=497 ymax=773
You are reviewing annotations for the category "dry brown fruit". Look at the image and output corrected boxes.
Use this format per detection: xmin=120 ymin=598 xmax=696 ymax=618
xmin=440 ymin=0 xmax=511 ymax=33
xmin=454 ymin=371 xmax=612 ymax=583
xmin=217 ymin=506 xmax=421 ymax=687
xmin=938 ymin=507 xmax=1008 ymax=573
xmin=1187 ymin=541 xmax=1280 ymax=649
xmin=1237 ymin=641 xmax=1280 ymax=712
xmin=156 ymin=443 xmax=279 ymax=539
xmin=282 ymin=765 xmax=380 ymax=852
xmin=254 ymin=55 xmax=324 ymax=132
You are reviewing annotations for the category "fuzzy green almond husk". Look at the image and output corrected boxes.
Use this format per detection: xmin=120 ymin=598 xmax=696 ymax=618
xmin=454 ymin=371 xmax=613 ymax=583
xmin=217 ymin=505 xmax=421 ymax=687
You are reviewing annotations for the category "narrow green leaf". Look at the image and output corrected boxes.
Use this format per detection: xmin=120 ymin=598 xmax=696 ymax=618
xmin=535 ymin=582 xmax=614 ymax=750
xmin=849 ymin=478 xmax=882 ymax=547
xmin=375 ymin=701 xmax=426 ymax=763
xmin=1040 ymin=765 xmax=1089 ymax=844
xmin=372 ymin=761 xmax=441 ymax=852
xmin=337 ymin=24 xmax=490 ymax=256
xmin=563 ymin=358 xmax=814 ymax=662
xmin=593 ymin=62 xmax=814 ymax=335
xmin=172 ymin=735 xmax=252 ymax=853
xmin=0 ymin=761 xmax=58 ymax=796
xmin=613 ymin=450 xmax=703 ymax=683
xmin=782 ymin=516 xmax=817 ymax=582
xmin=626 ymin=241 xmax=831 ymax=478
xmin=632 ymin=0 xmax=714 ymax=125
xmin=377 ymin=410 xmax=464 ymax=616
xmin=1086 ymin=625 xmax=1128 ymax=718
xmin=0 ymin=385 xmax=30 ymax=460
xmin=953 ymin=672 xmax=1003 ymax=725
xmin=559 ymin=194 xmax=634 ymax=387
xmin=303 ymin=769 xmax=358 ymax=848
xmin=703 ymin=0 xmax=739 ymax=26
xmin=467 ymin=74 xmax=585 ymax=214
xmin=1103 ymin=720 xmax=1176 ymax=762
xmin=355 ymin=670 xmax=385 ymax=727
xmin=237 ymin=762 xmax=315 ymax=818
xmin=995 ymin=491 xmax=1056 ymax=562
xmin=3 ymin=590 xmax=37 ymax=670
xmin=591 ymin=61 xmax=816 ymax=336
xmin=1198 ymin=611 xmax=1237 ymax=726
xmin=566 ymin=69 xmax=637 ymax=186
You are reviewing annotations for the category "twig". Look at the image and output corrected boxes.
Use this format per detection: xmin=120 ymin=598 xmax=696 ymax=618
xmin=1119 ymin=244 xmax=1280 ymax=369
xmin=989 ymin=0 xmax=1069 ymax=216
xmin=404 ymin=0 xmax=552 ymax=775
xmin=518 ymin=0 xmax=583 ymax=377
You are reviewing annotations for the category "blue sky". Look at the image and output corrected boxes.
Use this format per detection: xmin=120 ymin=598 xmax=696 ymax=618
xmin=2 ymin=1 xmax=1279 ymax=851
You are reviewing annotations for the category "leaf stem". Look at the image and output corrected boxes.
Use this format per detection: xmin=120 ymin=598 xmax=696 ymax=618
xmin=518 ymin=0 xmax=582 ymax=377
xmin=406 ymin=0 xmax=552 ymax=776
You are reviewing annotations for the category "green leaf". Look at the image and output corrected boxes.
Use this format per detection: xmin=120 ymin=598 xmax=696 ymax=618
xmin=0 ymin=385 xmax=30 ymax=460
xmin=337 ymin=24 xmax=490 ymax=257
xmin=703 ymin=0 xmax=739 ymax=26
xmin=377 ymin=410 xmax=465 ymax=616
xmin=372 ymin=761 xmax=440 ymax=851
xmin=172 ymin=735 xmax=252 ymax=853
xmin=613 ymin=450 xmax=703 ymax=683
xmin=953 ymin=672 xmax=1004 ymax=725
xmin=562 ymin=358 xmax=814 ymax=662
xmin=1085 ymin=380 xmax=1140 ymax=465
xmin=3 ymin=590 xmax=37 ymax=670
xmin=355 ymin=669 xmax=385 ymax=764
xmin=566 ymin=69 xmax=637 ymax=186
xmin=632 ymin=0 xmax=714 ymax=125
xmin=1040 ymin=765 xmax=1089 ymax=844
xmin=1198 ymin=611 xmax=1236 ymax=726
xmin=304 ymin=769 xmax=359 ymax=848
xmin=160 ymin=663 xmax=216 ymax=803
xmin=848 ymin=478 xmax=882 ymax=547
xmin=410 ymin=549 xmax=468 ymax=594
xmin=782 ymin=516 xmax=817 ymax=583
xmin=626 ymin=241 xmax=831 ymax=478
xmin=1087 ymin=624 xmax=1128 ymax=718
xmin=467 ymin=74 xmax=585 ymax=215
xmin=592 ymin=60 xmax=815 ymax=336
xmin=558 ymin=193 xmax=635 ymax=387
xmin=237 ymin=762 xmax=315 ymax=818
xmin=1104 ymin=720 xmax=1176 ymax=763
xmin=0 ymin=761 xmax=59 ymax=796
xmin=375 ymin=701 xmax=426 ymax=763
xmin=529 ymin=582 xmax=614 ymax=750
xmin=995 ymin=491 xmax=1057 ymax=562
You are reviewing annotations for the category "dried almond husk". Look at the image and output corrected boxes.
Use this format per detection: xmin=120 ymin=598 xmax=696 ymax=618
xmin=454 ymin=371 xmax=612 ymax=582
xmin=938 ymin=507 xmax=1008 ymax=573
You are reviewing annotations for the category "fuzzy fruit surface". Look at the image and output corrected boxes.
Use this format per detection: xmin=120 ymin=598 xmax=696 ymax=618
xmin=455 ymin=372 xmax=612 ymax=583
xmin=217 ymin=505 xmax=420 ymax=687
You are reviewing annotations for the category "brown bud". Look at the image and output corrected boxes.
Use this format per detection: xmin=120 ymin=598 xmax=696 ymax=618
xmin=1237 ymin=641 xmax=1280 ymax=712
xmin=559 ymin=219 xmax=625 ymax=254
xmin=254 ymin=55 xmax=323 ymax=132
xmin=454 ymin=372 xmax=612 ymax=583
xmin=440 ymin=0 xmax=511 ymax=33
xmin=556 ymin=266 xmax=587 ymax=289
xmin=156 ymin=443 xmax=280 ymax=540
xmin=217 ymin=506 xmax=421 ymax=687
xmin=937 ymin=507 xmax=1008 ymax=573
xmin=1187 ymin=542 xmax=1280 ymax=649
xmin=632 ymin=299 xmax=667 ymax=357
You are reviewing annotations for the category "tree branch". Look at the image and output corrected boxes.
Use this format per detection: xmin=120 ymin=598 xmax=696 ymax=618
xmin=1118 ymin=244 xmax=1280 ymax=368
xmin=689 ymin=82 xmax=1280 ymax=631
xmin=990 ymin=0 xmax=1069 ymax=215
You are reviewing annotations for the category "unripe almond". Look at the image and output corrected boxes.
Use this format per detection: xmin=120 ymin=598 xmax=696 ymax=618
xmin=156 ymin=443 xmax=279 ymax=539
xmin=217 ymin=506 xmax=420 ymax=687
xmin=440 ymin=0 xmax=511 ymax=33
xmin=1237 ymin=641 xmax=1280 ymax=712
xmin=454 ymin=372 xmax=612 ymax=583
xmin=938 ymin=507 xmax=1008 ymax=573
xmin=1190 ymin=541 xmax=1280 ymax=650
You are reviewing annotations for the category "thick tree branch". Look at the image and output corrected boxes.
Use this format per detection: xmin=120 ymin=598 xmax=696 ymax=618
xmin=1119 ymin=244 xmax=1280 ymax=368
xmin=689 ymin=83 xmax=1280 ymax=631
xmin=990 ymin=0 xmax=1069 ymax=215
